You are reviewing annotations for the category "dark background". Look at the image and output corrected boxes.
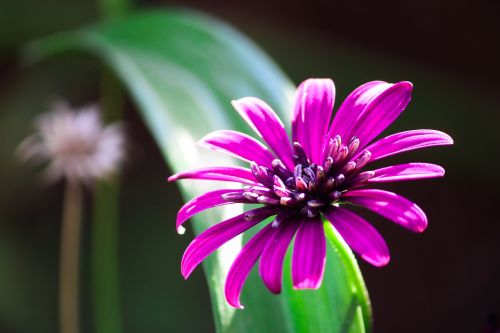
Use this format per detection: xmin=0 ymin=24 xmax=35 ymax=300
xmin=0 ymin=0 xmax=499 ymax=332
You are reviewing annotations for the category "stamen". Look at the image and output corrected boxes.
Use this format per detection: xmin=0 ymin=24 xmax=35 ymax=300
xmin=243 ymin=192 xmax=259 ymax=202
xmin=273 ymin=185 xmax=291 ymax=197
xmin=294 ymin=164 xmax=303 ymax=180
xmin=327 ymin=135 xmax=341 ymax=158
xmin=250 ymin=162 xmax=265 ymax=184
xmin=257 ymin=196 xmax=280 ymax=205
xmin=321 ymin=176 xmax=335 ymax=192
xmin=250 ymin=162 xmax=274 ymax=186
xmin=246 ymin=136 xmax=373 ymax=212
xmin=221 ymin=192 xmax=246 ymax=202
xmin=307 ymin=199 xmax=324 ymax=208
xmin=316 ymin=166 xmax=325 ymax=183
xmin=348 ymin=137 xmax=360 ymax=155
xmin=259 ymin=166 xmax=274 ymax=185
xmin=294 ymin=193 xmax=306 ymax=202
xmin=280 ymin=196 xmax=294 ymax=206
xmin=324 ymin=156 xmax=333 ymax=173
xmin=347 ymin=171 xmax=375 ymax=187
xmin=300 ymin=206 xmax=318 ymax=218
xmin=293 ymin=142 xmax=309 ymax=165
xmin=303 ymin=167 xmax=316 ymax=182
xmin=333 ymin=145 xmax=349 ymax=166
xmin=272 ymin=159 xmax=290 ymax=178
xmin=340 ymin=161 xmax=356 ymax=175
xmin=295 ymin=177 xmax=308 ymax=192
xmin=285 ymin=177 xmax=295 ymax=188
xmin=272 ymin=175 xmax=284 ymax=187
xmin=328 ymin=190 xmax=341 ymax=202
xmin=245 ymin=186 xmax=273 ymax=196
xmin=353 ymin=150 xmax=372 ymax=170
xmin=335 ymin=174 xmax=345 ymax=186
xmin=308 ymin=180 xmax=317 ymax=192
xmin=244 ymin=208 xmax=275 ymax=220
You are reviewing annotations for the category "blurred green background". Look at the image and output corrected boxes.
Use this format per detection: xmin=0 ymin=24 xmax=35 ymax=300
xmin=0 ymin=0 xmax=498 ymax=332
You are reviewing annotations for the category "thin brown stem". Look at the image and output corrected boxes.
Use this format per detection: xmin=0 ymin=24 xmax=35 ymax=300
xmin=59 ymin=180 xmax=83 ymax=333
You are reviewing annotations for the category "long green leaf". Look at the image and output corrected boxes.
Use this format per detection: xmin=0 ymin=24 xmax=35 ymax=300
xmin=25 ymin=10 xmax=372 ymax=332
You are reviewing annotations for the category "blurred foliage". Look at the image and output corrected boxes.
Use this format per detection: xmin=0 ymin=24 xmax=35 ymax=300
xmin=25 ymin=10 xmax=373 ymax=332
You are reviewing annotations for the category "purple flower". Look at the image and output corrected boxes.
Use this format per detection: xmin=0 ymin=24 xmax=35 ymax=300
xmin=169 ymin=78 xmax=453 ymax=308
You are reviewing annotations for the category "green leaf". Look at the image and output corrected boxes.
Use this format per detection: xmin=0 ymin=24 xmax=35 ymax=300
xmin=25 ymin=10 xmax=372 ymax=333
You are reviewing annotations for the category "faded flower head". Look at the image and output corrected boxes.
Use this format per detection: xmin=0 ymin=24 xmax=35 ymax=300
xmin=18 ymin=101 xmax=125 ymax=183
xmin=169 ymin=78 xmax=453 ymax=308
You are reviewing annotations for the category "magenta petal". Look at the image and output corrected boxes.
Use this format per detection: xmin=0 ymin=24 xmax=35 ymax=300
xmin=343 ymin=189 xmax=428 ymax=232
xmin=345 ymin=81 xmax=413 ymax=150
xmin=259 ymin=216 xmax=299 ymax=293
xmin=292 ymin=217 xmax=326 ymax=290
xmin=361 ymin=129 xmax=454 ymax=163
xmin=176 ymin=189 xmax=242 ymax=234
xmin=232 ymin=97 xmax=294 ymax=171
xmin=328 ymin=81 xmax=391 ymax=144
xmin=368 ymin=163 xmax=445 ymax=183
xmin=199 ymin=130 xmax=276 ymax=168
xmin=324 ymin=207 xmax=390 ymax=267
xmin=225 ymin=224 xmax=275 ymax=309
xmin=292 ymin=78 xmax=335 ymax=164
xmin=181 ymin=207 xmax=277 ymax=278
xmin=168 ymin=166 xmax=259 ymax=185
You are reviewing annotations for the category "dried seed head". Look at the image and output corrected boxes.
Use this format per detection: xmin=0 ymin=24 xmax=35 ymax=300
xmin=17 ymin=101 xmax=125 ymax=184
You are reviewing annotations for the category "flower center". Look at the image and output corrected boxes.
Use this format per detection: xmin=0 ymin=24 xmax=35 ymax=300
xmin=223 ymin=136 xmax=374 ymax=218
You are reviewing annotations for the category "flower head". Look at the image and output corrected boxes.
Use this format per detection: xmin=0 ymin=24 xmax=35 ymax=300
xmin=169 ymin=78 xmax=453 ymax=308
xmin=18 ymin=101 xmax=125 ymax=183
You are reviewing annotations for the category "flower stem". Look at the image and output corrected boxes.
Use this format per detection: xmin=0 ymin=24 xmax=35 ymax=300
xmin=60 ymin=180 xmax=83 ymax=333
xmin=92 ymin=180 xmax=122 ymax=333
xmin=91 ymin=66 xmax=123 ymax=333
